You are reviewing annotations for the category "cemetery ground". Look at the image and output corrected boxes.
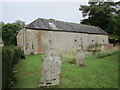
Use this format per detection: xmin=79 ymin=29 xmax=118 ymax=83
xmin=12 ymin=50 xmax=118 ymax=88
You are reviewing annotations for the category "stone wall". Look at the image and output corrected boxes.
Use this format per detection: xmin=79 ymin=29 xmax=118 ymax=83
xmin=17 ymin=28 xmax=24 ymax=50
xmin=41 ymin=30 xmax=109 ymax=52
xmin=17 ymin=29 xmax=42 ymax=55
xmin=17 ymin=29 xmax=109 ymax=54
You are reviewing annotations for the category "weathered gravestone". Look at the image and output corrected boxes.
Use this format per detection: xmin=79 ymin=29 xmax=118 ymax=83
xmin=76 ymin=49 xmax=85 ymax=66
xmin=100 ymin=45 xmax=105 ymax=52
xmin=40 ymin=48 xmax=62 ymax=87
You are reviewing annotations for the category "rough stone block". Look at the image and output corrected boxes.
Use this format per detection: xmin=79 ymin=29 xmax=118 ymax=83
xmin=76 ymin=49 xmax=85 ymax=66
xmin=39 ymin=48 xmax=62 ymax=87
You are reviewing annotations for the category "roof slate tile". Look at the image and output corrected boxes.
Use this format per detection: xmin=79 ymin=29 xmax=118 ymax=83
xmin=25 ymin=18 xmax=108 ymax=35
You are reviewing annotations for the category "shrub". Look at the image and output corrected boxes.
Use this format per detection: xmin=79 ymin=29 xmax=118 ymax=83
xmin=86 ymin=43 xmax=102 ymax=50
xmin=96 ymin=50 xmax=117 ymax=59
xmin=2 ymin=46 xmax=25 ymax=88
xmin=2 ymin=47 xmax=14 ymax=88
xmin=20 ymin=50 xmax=25 ymax=59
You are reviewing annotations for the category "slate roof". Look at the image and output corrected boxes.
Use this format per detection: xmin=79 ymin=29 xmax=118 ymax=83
xmin=25 ymin=18 xmax=108 ymax=35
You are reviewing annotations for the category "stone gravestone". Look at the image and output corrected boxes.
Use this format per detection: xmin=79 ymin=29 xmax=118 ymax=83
xmin=100 ymin=45 xmax=105 ymax=52
xmin=40 ymin=48 xmax=62 ymax=87
xmin=76 ymin=49 xmax=85 ymax=66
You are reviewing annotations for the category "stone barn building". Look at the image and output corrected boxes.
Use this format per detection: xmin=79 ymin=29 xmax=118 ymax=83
xmin=17 ymin=18 xmax=109 ymax=55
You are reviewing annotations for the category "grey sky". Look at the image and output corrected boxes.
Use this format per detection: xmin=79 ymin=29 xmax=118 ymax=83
xmin=1 ymin=0 xmax=119 ymax=24
xmin=2 ymin=2 xmax=88 ymax=24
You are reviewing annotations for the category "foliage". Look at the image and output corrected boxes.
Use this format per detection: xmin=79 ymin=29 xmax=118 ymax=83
xmin=86 ymin=43 xmax=102 ymax=50
xmin=2 ymin=46 xmax=25 ymax=88
xmin=109 ymin=34 xmax=120 ymax=43
xmin=13 ymin=52 xmax=118 ymax=88
xmin=61 ymin=50 xmax=76 ymax=64
xmin=79 ymin=1 xmax=120 ymax=43
xmin=14 ymin=20 xmax=25 ymax=27
xmin=2 ymin=20 xmax=25 ymax=46
xmin=95 ymin=49 xmax=118 ymax=58
xmin=107 ymin=14 xmax=120 ymax=43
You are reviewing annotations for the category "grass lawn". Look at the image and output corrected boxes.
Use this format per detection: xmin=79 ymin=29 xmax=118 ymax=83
xmin=13 ymin=51 xmax=118 ymax=88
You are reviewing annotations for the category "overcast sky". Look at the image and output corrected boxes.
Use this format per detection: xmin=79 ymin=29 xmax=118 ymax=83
xmin=1 ymin=0 xmax=119 ymax=24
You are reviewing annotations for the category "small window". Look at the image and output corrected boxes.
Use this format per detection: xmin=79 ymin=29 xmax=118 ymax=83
xmin=103 ymin=40 xmax=104 ymax=42
xmin=75 ymin=40 xmax=77 ymax=42
xmin=92 ymin=40 xmax=94 ymax=42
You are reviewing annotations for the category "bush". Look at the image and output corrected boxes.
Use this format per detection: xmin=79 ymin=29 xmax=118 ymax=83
xmin=21 ymin=50 xmax=25 ymax=59
xmin=87 ymin=43 xmax=101 ymax=49
xmin=96 ymin=50 xmax=117 ymax=59
xmin=2 ymin=46 xmax=25 ymax=88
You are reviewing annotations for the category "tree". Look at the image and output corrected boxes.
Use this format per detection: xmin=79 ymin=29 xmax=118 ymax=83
xmin=14 ymin=20 xmax=25 ymax=27
xmin=2 ymin=23 xmax=23 ymax=46
xmin=106 ymin=13 xmax=120 ymax=43
xmin=79 ymin=0 xmax=120 ymax=43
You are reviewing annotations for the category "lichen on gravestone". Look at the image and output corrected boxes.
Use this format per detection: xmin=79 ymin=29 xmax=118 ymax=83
xmin=76 ymin=49 xmax=86 ymax=66
xmin=39 ymin=48 xmax=62 ymax=87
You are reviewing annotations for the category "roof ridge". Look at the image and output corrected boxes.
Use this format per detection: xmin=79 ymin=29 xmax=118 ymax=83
xmin=25 ymin=18 xmax=108 ymax=35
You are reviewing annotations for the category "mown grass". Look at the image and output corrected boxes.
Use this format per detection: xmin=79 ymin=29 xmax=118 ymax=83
xmin=12 ymin=54 xmax=43 ymax=88
xmin=13 ymin=50 xmax=118 ymax=88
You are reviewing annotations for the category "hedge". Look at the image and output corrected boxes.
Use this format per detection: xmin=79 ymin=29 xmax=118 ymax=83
xmin=2 ymin=46 xmax=25 ymax=88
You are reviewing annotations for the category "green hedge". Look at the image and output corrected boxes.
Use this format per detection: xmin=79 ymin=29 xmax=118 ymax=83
xmin=2 ymin=46 xmax=25 ymax=88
